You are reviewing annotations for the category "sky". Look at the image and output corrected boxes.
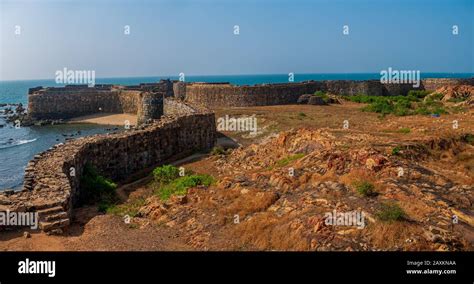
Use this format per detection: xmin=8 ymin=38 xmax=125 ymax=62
xmin=0 ymin=0 xmax=473 ymax=80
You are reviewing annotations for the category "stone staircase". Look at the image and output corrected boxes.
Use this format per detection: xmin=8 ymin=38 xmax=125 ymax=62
xmin=37 ymin=205 xmax=70 ymax=233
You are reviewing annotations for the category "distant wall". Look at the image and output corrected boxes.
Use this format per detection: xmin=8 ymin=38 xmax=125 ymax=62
xmin=27 ymin=89 xmax=144 ymax=120
xmin=27 ymin=78 xmax=474 ymax=118
xmin=185 ymin=82 xmax=321 ymax=107
xmin=184 ymin=78 xmax=474 ymax=108
xmin=27 ymin=80 xmax=174 ymax=120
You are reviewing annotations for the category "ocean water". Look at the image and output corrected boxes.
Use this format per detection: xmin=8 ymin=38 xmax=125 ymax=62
xmin=0 ymin=73 xmax=473 ymax=190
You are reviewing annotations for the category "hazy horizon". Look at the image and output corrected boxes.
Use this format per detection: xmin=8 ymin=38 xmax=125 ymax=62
xmin=1 ymin=0 xmax=473 ymax=81
xmin=2 ymin=71 xmax=474 ymax=83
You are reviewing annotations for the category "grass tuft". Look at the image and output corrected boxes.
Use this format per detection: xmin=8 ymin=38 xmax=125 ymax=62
xmin=353 ymin=181 xmax=377 ymax=197
xmin=376 ymin=202 xmax=406 ymax=222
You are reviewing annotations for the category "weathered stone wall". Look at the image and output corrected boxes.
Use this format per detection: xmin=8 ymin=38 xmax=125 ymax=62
xmin=27 ymin=78 xmax=474 ymax=118
xmin=27 ymin=81 xmax=173 ymax=120
xmin=183 ymin=78 xmax=474 ymax=108
xmin=0 ymin=106 xmax=216 ymax=233
xmin=137 ymin=92 xmax=165 ymax=125
xmin=185 ymin=82 xmax=321 ymax=108
xmin=117 ymin=90 xmax=141 ymax=114
xmin=28 ymin=89 xmax=124 ymax=119
xmin=173 ymin=82 xmax=187 ymax=100
xmin=164 ymin=97 xmax=197 ymax=115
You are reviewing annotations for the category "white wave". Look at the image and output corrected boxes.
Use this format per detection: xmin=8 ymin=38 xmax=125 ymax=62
xmin=0 ymin=138 xmax=37 ymax=149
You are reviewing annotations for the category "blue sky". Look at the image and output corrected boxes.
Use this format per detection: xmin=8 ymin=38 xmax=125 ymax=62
xmin=0 ymin=0 xmax=472 ymax=80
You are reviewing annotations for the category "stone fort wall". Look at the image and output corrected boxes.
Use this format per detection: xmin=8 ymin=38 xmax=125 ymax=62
xmin=0 ymin=101 xmax=216 ymax=233
xmin=27 ymin=78 xmax=474 ymax=119
xmin=184 ymin=78 xmax=474 ymax=108
xmin=27 ymin=80 xmax=174 ymax=121
xmin=27 ymin=89 xmax=142 ymax=119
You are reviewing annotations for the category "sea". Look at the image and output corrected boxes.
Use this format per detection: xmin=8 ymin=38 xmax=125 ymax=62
xmin=1 ymin=73 xmax=473 ymax=190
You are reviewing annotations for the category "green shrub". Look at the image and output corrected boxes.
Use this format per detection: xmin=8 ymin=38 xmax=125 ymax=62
xmin=348 ymin=93 xmax=452 ymax=116
xmin=211 ymin=146 xmax=226 ymax=156
xmin=313 ymin=91 xmax=331 ymax=103
xmin=432 ymin=107 xmax=448 ymax=115
xmin=463 ymin=134 xmax=474 ymax=144
xmin=153 ymin=165 xmax=180 ymax=184
xmin=298 ymin=112 xmax=307 ymax=117
xmin=106 ymin=198 xmax=146 ymax=217
xmin=80 ymin=163 xmax=117 ymax=211
xmin=353 ymin=181 xmax=377 ymax=197
xmin=361 ymin=99 xmax=394 ymax=115
xmin=391 ymin=146 xmax=401 ymax=155
xmin=376 ymin=202 xmax=406 ymax=222
xmin=397 ymin=128 xmax=411 ymax=134
xmin=157 ymin=174 xmax=215 ymax=200
xmin=407 ymin=90 xmax=430 ymax=100
xmin=430 ymin=93 xmax=444 ymax=101
xmin=447 ymin=97 xmax=467 ymax=103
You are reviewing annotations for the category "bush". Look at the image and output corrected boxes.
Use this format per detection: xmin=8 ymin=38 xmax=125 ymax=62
xmin=106 ymin=198 xmax=146 ymax=217
xmin=353 ymin=181 xmax=377 ymax=197
xmin=211 ymin=146 xmax=226 ymax=156
xmin=153 ymin=165 xmax=180 ymax=184
xmin=157 ymin=174 xmax=215 ymax=200
xmin=407 ymin=90 xmax=430 ymax=100
xmin=361 ymin=99 xmax=394 ymax=115
xmin=298 ymin=112 xmax=307 ymax=117
xmin=376 ymin=202 xmax=406 ymax=222
xmin=463 ymin=134 xmax=474 ymax=144
xmin=80 ymin=164 xmax=117 ymax=211
xmin=447 ymin=97 xmax=467 ymax=103
xmin=397 ymin=128 xmax=411 ymax=134
xmin=391 ymin=146 xmax=401 ymax=155
xmin=348 ymin=93 xmax=453 ymax=116
xmin=313 ymin=91 xmax=330 ymax=103
xmin=429 ymin=93 xmax=444 ymax=101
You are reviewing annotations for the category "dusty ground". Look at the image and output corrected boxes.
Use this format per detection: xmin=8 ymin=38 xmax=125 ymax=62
xmin=1 ymin=101 xmax=473 ymax=251
xmin=69 ymin=113 xmax=137 ymax=126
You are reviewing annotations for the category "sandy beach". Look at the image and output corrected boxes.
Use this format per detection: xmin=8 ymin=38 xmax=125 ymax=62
xmin=69 ymin=113 xmax=137 ymax=126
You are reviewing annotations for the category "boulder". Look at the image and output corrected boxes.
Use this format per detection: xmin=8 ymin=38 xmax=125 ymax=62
xmin=297 ymin=94 xmax=312 ymax=104
xmin=308 ymin=96 xmax=327 ymax=105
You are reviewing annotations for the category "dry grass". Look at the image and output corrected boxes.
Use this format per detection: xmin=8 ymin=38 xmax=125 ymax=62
xmin=366 ymin=222 xmax=430 ymax=250
xmin=232 ymin=212 xmax=310 ymax=250
xmin=218 ymin=190 xmax=279 ymax=224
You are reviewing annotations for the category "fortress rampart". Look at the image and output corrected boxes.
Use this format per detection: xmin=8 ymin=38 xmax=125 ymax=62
xmin=0 ymin=100 xmax=216 ymax=233
xmin=26 ymin=78 xmax=474 ymax=118
xmin=27 ymin=80 xmax=174 ymax=122
xmin=183 ymin=78 xmax=474 ymax=108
